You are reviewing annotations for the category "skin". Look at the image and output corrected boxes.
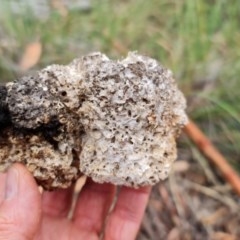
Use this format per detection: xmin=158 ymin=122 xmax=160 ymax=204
xmin=0 ymin=164 xmax=151 ymax=240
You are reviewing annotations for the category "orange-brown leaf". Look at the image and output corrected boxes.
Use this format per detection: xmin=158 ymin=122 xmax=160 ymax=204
xmin=19 ymin=41 xmax=42 ymax=71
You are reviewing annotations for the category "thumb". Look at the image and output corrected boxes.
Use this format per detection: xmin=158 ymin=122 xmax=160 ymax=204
xmin=0 ymin=164 xmax=42 ymax=240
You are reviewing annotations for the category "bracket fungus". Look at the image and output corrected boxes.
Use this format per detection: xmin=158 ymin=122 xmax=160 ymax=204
xmin=0 ymin=52 xmax=188 ymax=190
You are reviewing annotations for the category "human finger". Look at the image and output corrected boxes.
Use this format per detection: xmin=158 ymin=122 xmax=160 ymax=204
xmin=104 ymin=186 xmax=151 ymax=240
xmin=42 ymin=186 xmax=74 ymax=218
xmin=0 ymin=173 xmax=7 ymax=205
xmin=0 ymin=163 xmax=42 ymax=240
xmin=72 ymin=179 xmax=116 ymax=235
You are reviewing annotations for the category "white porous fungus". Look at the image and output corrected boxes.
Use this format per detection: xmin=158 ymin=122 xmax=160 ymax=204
xmin=0 ymin=52 xmax=188 ymax=189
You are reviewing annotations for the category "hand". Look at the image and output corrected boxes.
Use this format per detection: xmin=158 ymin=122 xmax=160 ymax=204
xmin=0 ymin=164 xmax=151 ymax=240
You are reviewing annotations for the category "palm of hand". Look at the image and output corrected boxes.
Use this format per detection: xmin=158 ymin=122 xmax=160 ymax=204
xmin=0 ymin=165 xmax=151 ymax=240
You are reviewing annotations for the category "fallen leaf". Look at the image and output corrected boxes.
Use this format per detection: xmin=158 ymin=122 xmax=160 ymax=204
xmin=211 ymin=232 xmax=236 ymax=240
xmin=200 ymin=207 xmax=228 ymax=226
xmin=51 ymin=0 xmax=68 ymax=17
xmin=172 ymin=160 xmax=190 ymax=173
xmin=19 ymin=41 xmax=42 ymax=71
xmin=167 ymin=227 xmax=180 ymax=240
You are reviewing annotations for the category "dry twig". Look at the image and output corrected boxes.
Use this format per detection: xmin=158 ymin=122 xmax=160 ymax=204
xmin=184 ymin=120 xmax=240 ymax=196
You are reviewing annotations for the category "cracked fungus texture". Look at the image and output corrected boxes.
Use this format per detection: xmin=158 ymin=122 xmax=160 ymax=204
xmin=0 ymin=52 xmax=188 ymax=189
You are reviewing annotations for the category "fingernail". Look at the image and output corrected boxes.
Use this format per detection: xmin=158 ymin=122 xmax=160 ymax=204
xmin=5 ymin=167 xmax=19 ymax=200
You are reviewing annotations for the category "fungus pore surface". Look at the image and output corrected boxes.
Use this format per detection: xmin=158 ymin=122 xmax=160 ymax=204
xmin=0 ymin=52 xmax=188 ymax=189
